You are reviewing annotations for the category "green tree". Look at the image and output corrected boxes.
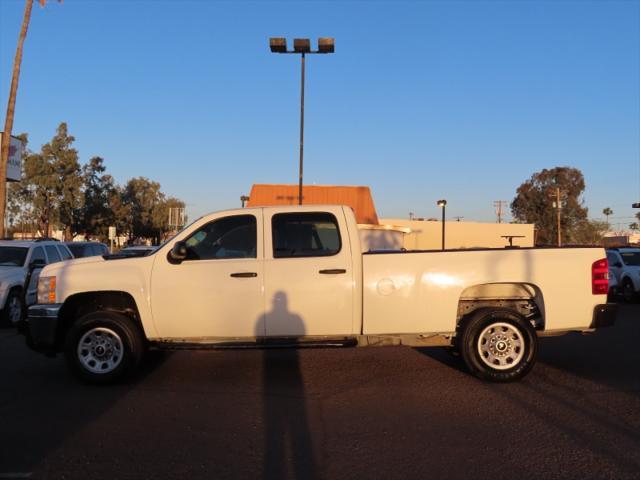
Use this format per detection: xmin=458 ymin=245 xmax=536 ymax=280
xmin=152 ymin=196 xmax=187 ymax=242
xmin=572 ymin=220 xmax=608 ymax=245
xmin=9 ymin=123 xmax=82 ymax=238
xmin=602 ymin=207 xmax=613 ymax=228
xmin=630 ymin=222 xmax=639 ymax=231
xmin=122 ymin=177 xmax=165 ymax=243
xmin=45 ymin=123 xmax=83 ymax=240
xmin=511 ymin=167 xmax=588 ymax=245
xmin=77 ymin=156 xmax=116 ymax=240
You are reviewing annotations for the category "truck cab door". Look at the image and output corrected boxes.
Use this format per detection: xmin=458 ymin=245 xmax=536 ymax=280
xmin=263 ymin=207 xmax=355 ymax=337
xmin=150 ymin=211 xmax=265 ymax=339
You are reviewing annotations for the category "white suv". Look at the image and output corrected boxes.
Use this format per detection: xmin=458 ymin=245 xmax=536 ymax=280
xmin=0 ymin=240 xmax=73 ymax=326
xmin=606 ymin=248 xmax=640 ymax=302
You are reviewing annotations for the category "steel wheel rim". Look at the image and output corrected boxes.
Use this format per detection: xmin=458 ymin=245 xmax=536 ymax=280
xmin=8 ymin=295 xmax=22 ymax=324
xmin=77 ymin=327 xmax=124 ymax=374
xmin=477 ymin=322 xmax=525 ymax=371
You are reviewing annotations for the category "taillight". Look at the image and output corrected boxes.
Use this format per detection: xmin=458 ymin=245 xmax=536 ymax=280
xmin=592 ymin=258 xmax=609 ymax=295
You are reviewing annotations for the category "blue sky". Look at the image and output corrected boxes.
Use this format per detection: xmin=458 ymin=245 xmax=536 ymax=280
xmin=1 ymin=0 xmax=639 ymax=227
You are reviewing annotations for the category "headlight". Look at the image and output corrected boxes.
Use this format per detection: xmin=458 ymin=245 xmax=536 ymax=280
xmin=37 ymin=276 xmax=57 ymax=304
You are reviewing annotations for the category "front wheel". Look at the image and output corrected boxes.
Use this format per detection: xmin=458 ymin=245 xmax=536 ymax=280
xmin=459 ymin=308 xmax=538 ymax=383
xmin=0 ymin=289 xmax=24 ymax=327
xmin=64 ymin=311 xmax=145 ymax=384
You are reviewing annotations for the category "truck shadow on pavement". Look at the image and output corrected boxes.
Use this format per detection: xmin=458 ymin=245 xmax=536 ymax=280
xmin=258 ymin=291 xmax=318 ymax=480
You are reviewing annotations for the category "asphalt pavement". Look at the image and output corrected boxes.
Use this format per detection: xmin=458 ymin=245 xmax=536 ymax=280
xmin=1 ymin=305 xmax=639 ymax=480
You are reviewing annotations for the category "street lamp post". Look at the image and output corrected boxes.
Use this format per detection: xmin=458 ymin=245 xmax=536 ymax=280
xmin=269 ymin=37 xmax=334 ymax=205
xmin=437 ymin=199 xmax=447 ymax=250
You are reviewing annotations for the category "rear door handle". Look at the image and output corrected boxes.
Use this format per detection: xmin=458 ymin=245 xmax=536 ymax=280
xmin=230 ymin=272 xmax=258 ymax=278
xmin=319 ymin=269 xmax=347 ymax=275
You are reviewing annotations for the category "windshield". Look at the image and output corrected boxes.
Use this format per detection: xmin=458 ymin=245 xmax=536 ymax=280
xmin=0 ymin=246 xmax=29 ymax=266
xmin=620 ymin=251 xmax=640 ymax=266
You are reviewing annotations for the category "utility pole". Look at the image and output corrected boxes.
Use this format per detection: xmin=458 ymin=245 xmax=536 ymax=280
xmin=550 ymin=187 xmax=562 ymax=247
xmin=493 ymin=200 xmax=508 ymax=224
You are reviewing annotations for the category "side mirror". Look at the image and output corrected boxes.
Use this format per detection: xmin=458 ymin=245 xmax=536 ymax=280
xmin=168 ymin=241 xmax=188 ymax=264
xmin=29 ymin=258 xmax=46 ymax=270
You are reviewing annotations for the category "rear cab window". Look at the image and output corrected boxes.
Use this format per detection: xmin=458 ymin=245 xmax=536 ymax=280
xmin=30 ymin=246 xmax=46 ymax=265
xmin=58 ymin=245 xmax=73 ymax=260
xmin=44 ymin=245 xmax=62 ymax=264
xmin=272 ymin=212 xmax=341 ymax=258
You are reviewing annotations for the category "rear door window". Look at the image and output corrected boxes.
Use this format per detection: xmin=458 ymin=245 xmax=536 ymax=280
xmin=272 ymin=212 xmax=341 ymax=258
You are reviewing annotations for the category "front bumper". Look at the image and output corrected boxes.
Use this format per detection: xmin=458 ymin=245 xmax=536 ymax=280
xmin=26 ymin=304 xmax=62 ymax=351
xmin=590 ymin=303 xmax=617 ymax=329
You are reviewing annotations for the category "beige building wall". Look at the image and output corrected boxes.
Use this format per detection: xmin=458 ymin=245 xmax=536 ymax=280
xmin=379 ymin=219 xmax=534 ymax=250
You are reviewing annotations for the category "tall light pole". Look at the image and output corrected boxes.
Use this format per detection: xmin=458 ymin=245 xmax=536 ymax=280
xmin=269 ymin=37 xmax=335 ymax=205
xmin=437 ymin=199 xmax=447 ymax=250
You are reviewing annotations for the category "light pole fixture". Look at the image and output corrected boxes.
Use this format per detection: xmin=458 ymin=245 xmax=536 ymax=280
xmin=437 ymin=199 xmax=447 ymax=250
xmin=240 ymin=195 xmax=250 ymax=208
xmin=269 ymin=37 xmax=335 ymax=205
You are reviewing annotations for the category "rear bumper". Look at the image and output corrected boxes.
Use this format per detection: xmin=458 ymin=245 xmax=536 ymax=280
xmin=25 ymin=304 xmax=62 ymax=351
xmin=590 ymin=304 xmax=617 ymax=329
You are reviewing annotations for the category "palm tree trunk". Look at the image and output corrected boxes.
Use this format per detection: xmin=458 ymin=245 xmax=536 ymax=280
xmin=0 ymin=0 xmax=35 ymax=239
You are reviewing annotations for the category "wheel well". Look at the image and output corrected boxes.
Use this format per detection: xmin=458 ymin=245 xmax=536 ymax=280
xmin=456 ymin=283 xmax=545 ymax=335
xmin=2 ymin=285 xmax=23 ymax=310
xmin=56 ymin=291 xmax=143 ymax=348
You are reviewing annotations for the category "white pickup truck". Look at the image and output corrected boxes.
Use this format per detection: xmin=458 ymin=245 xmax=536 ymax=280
xmin=24 ymin=205 xmax=616 ymax=384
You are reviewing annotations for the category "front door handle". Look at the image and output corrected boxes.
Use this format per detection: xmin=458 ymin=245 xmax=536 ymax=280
xmin=319 ymin=269 xmax=347 ymax=275
xmin=230 ymin=272 xmax=258 ymax=278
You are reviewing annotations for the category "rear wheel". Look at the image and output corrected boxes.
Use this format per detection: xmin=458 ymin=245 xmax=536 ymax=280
xmin=622 ymin=279 xmax=637 ymax=303
xmin=64 ymin=311 xmax=145 ymax=384
xmin=459 ymin=308 xmax=538 ymax=383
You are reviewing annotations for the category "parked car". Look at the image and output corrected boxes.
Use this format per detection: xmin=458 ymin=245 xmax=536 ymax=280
xmin=0 ymin=239 xmax=73 ymax=326
xmin=65 ymin=242 xmax=109 ymax=259
xmin=608 ymin=271 xmax=619 ymax=301
xmin=24 ymin=205 xmax=616 ymax=384
xmin=606 ymin=248 xmax=640 ymax=302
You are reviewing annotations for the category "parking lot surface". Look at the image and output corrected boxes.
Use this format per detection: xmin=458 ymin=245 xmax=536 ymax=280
xmin=1 ymin=305 xmax=639 ymax=480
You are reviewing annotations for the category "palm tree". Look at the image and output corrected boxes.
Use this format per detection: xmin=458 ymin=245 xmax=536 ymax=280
xmin=602 ymin=207 xmax=613 ymax=228
xmin=0 ymin=0 xmax=57 ymax=238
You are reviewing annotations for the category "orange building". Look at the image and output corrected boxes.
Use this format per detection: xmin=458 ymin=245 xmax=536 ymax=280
xmin=246 ymin=184 xmax=379 ymax=225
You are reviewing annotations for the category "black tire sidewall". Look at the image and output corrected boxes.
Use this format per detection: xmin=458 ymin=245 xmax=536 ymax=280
xmin=460 ymin=309 xmax=538 ymax=383
xmin=1 ymin=289 xmax=24 ymax=327
xmin=64 ymin=311 xmax=144 ymax=384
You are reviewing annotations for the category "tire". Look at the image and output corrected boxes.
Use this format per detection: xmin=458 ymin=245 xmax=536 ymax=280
xmin=0 ymin=289 xmax=24 ymax=327
xmin=458 ymin=308 xmax=538 ymax=383
xmin=622 ymin=279 xmax=637 ymax=303
xmin=64 ymin=311 xmax=145 ymax=384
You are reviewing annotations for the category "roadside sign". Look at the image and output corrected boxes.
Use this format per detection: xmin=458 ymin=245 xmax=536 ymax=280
xmin=0 ymin=133 xmax=24 ymax=182
xmin=108 ymin=226 xmax=116 ymax=240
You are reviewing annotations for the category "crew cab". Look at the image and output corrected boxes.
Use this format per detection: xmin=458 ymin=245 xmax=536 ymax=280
xmin=24 ymin=205 xmax=616 ymax=384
